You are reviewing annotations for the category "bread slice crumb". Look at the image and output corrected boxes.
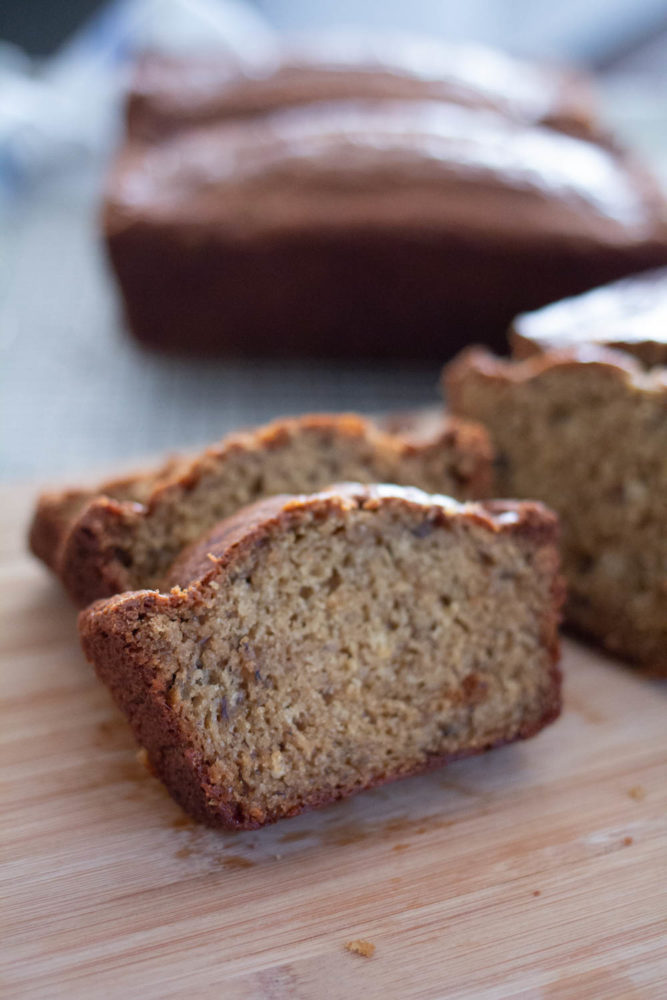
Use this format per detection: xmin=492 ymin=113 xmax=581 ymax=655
xmin=345 ymin=939 xmax=375 ymax=958
xmin=628 ymin=786 xmax=646 ymax=801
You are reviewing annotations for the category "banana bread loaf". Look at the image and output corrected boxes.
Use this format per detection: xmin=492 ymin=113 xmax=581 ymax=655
xmin=29 ymin=412 xmax=491 ymax=607
xmin=445 ymin=332 xmax=667 ymax=674
xmin=127 ymin=38 xmax=596 ymax=142
xmin=79 ymin=484 xmax=563 ymax=830
xmin=104 ymin=99 xmax=667 ymax=358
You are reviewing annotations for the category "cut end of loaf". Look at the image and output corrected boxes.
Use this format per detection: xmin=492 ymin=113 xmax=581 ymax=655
xmin=444 ymin=345 xmax=667 ymax=674
xmin=80 ymin=485 xmax=563 ymax=830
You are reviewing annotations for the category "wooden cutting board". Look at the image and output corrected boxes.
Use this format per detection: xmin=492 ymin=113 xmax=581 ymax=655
xmin=1 ymin=482 xmax=665 ymax=1000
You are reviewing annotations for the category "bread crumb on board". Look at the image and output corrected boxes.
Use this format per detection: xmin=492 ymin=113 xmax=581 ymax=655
xmin=136 ymin=747 xmax=158 ymax=777
xmin=345 ymin=939 xmax=376 ymax=958
xmin=628 ymin=786 xmax=646 ymax=802
xmin=622 ymin=836 xmax=634 ymax=847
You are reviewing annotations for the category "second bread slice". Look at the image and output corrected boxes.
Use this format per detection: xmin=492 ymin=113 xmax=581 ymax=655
xmin=29 ymin=412 xmax=491 ymax=606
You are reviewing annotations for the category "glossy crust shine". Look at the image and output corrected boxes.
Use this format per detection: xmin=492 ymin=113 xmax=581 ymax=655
xmin=511 ymin=266 xmax=667 ymax=367
xmin=126 ymin=41 xmax=597 ymax=142
xmin=79 ymin=485 xmax=564 ymax=830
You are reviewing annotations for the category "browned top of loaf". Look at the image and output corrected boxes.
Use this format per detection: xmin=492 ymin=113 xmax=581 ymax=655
xmin=29 ymin=411 xmax=491 ymax=606
xmin=127 ymin=40 xmax=595 ymax=141
xmin=105 ymin=99 xmax=667 ymax=256
xmin=511 ymin=266 xmax=667 ymax=367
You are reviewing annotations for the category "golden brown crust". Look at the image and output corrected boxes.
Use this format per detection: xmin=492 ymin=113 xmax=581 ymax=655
xmin=29 ymin=411 xmax=492 ymax=607
xmin=447 ymin=341 xmax=646 ymax=383
xmin=445 ymin=343 xmax=667 ymax=410
xmin=79 ymin=485 xmax=563 ymax=830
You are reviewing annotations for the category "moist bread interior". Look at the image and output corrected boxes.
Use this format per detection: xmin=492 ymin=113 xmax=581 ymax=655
xmin=150 ymin=498 xmax=558 ymax=820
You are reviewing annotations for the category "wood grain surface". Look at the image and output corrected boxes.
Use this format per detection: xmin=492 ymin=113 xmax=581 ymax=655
xmin=1 ymin=482 xmax=666 ymax=1000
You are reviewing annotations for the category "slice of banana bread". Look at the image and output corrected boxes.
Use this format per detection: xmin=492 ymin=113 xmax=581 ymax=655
xmin=79 ymin=484 xmax=563 ymax=830
xmin=29 ymin=412 xmax=491 ymax=607
xmin=445 ymin=345 xmax=667 ymax=674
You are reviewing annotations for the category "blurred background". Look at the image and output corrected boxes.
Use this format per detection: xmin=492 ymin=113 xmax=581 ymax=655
xmin=2 ymin=0 xmax=667 ymax=481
